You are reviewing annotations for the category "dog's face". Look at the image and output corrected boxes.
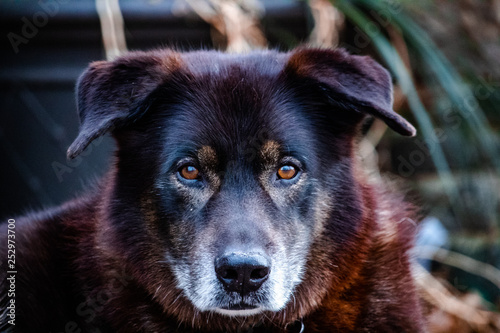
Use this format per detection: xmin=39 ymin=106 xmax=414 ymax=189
xmin=69 ymin=49 xmax=415 ymax=325
xmin=151 ymin=78 xmax=315 ymax=316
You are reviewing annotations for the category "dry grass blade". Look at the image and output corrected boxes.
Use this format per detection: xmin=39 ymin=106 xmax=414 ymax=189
xmin=308 ymin=0 xmax=344 ymax=48
xmin=415 ymin=245 xmax=500 ymax=290
xmin=414 ymin=264 xmax=500 ymax=332
xmin=184 ymin=0 xmax=267 ymax=52
xmin=96 ymin=0 xmax=127 ymax=60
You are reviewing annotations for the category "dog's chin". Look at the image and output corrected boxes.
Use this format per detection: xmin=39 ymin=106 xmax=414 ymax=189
xmin=213 ymin=305 xmax=264 ymax=317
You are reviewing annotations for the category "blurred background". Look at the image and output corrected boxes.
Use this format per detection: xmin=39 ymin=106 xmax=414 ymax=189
xmin=0 ymin=0 xmax=499 ymax=331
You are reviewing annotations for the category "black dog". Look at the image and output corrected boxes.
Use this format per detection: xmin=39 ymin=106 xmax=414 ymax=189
xmin=0 ymin=48 xmax=424 ymax=332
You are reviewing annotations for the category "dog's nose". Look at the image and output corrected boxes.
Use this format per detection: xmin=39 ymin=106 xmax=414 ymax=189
xmin=215 ymin=253 xmax=270 ymax=295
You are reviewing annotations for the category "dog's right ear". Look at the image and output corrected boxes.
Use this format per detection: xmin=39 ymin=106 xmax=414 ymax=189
xmin=67 ymin=50 xmax=181 ymax=159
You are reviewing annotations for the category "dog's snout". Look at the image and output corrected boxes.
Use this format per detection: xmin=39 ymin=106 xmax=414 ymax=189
xmin=215 ymin=253 xmax=270 ymax=295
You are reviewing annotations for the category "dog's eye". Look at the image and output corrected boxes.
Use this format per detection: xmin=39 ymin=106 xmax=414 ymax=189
xmin=179 ymin=165 xmax=200 ymax=180
xmin=277 ymin=165 xmax=298 ymax=180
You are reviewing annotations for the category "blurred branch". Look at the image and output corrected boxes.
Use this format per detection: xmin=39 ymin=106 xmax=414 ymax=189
xmin=414 ymin=264 xmax=500 ymax=331
xmin=308 ymin=0 xmax=344 ymax=48
xmin=184 ymin=0 xmax=267 ymax=52
xmin=416 ymin=245 xmax=500 ymax=290
xmin=96 ymin=0 xmax=127 ymax=60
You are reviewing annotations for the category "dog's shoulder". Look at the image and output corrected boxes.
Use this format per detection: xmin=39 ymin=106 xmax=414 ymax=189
xmin=7 ymin=192 xmax=98 ymax=254
xmin=0 ymin=193 xmax=99 ymax=332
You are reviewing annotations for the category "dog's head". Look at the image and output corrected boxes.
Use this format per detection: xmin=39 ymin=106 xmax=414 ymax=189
xmin=69 ymin=48 xmax=415 ymax=327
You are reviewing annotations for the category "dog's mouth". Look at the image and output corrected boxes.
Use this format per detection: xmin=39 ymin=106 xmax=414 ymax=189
xmin=221 ymin=303 xmax=257 ymax=311
xmin=214 ymin=303 xmax=263 ymax=316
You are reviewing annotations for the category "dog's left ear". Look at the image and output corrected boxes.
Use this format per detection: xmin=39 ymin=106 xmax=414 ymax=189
xmin=285 ymin=48 xmax=416 ymax=136
xmin=67 ymin=50 xmax=181 ymax=159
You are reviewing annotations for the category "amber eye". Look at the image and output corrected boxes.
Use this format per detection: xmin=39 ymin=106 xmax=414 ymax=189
xmin=277 ymin=165 xmax=298 ymax=180
xmin=179 ymin=165 xmax=200 ymax=180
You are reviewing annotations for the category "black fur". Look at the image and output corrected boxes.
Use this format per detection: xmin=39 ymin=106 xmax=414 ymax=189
xmin=0 ymin=48 xmax=423 ymax=332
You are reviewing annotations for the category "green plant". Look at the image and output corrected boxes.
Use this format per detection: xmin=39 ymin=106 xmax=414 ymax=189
xmin=331 ymin=0 xmax=500 ymax=213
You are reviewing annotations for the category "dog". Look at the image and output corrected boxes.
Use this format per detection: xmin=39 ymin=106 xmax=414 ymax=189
xmin=0 ymin=48 xmax=424 ymax=332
